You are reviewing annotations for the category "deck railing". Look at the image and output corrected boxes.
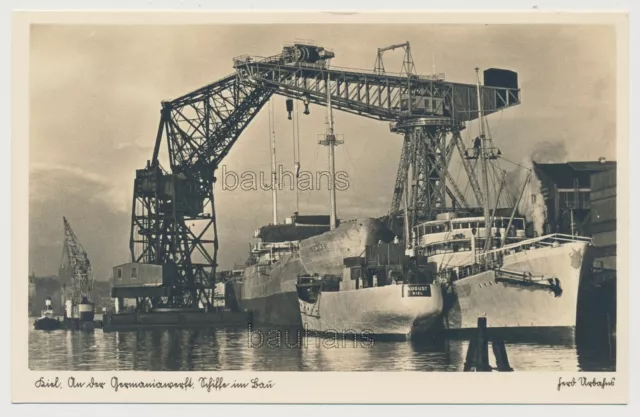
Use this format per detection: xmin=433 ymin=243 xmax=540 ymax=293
xmin=436 ymin=233 xmax=592 ymax=282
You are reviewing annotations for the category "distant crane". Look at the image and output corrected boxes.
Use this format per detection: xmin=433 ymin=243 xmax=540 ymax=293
xmin=59 ymin=217 xmax=94 ymax=308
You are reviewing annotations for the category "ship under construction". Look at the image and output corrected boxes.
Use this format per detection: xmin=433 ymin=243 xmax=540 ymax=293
xmin=106 ymin=41 xmax=592 ymax=338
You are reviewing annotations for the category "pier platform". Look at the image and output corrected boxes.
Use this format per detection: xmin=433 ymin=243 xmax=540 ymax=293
xmin=102 ymin=309 xmax=252 ymax=332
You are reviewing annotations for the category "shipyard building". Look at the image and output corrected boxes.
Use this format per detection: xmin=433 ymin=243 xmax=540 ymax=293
xmin=533 ymin=158 xmax=617 ymax=276
xmin=533 ymin=159 xmax=616 ymax=237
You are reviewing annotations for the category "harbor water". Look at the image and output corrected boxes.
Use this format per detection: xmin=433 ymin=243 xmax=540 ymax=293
xmin=28 ymin=318 xmax=615 ymax=372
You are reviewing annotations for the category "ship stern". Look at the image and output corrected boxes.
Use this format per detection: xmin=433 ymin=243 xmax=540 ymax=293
xmin=299 ymin=283 xmax=443 ymax=340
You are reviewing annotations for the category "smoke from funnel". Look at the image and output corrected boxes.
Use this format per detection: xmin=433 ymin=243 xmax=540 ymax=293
xmin=504 ymin=141 xmax=568 ymax=236
xmin=530 ymin=141 xmax=569 ymax=164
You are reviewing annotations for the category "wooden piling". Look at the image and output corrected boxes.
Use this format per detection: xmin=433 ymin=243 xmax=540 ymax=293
xmin=492 ymin=340 xmax=513 ymax=372
xmin=464 ymin=317 xmax=492 ymax=372
xmin=463 ymin=317 xmax=513 ymax=372
xmin=463 ymin=339 xmax=478 ymax=371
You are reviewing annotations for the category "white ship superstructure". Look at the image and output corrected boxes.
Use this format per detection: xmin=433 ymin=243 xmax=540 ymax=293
xmin=411 ymin=214 xmax=527 ymax=269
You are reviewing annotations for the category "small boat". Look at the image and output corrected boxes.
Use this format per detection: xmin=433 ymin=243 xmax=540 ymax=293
xmin=33 ymin=296 xmax=61 ymax=331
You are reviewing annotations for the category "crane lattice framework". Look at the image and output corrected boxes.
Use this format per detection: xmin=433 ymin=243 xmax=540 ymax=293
xmin=129 ymin=43 xmax=520 ymax=308
xmin=60 ymin=217 xmax=93 ymax=304
xmin=373 ymin=41 xmax=417 ymax=77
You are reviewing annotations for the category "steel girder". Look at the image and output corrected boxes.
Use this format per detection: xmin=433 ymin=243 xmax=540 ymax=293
xmin=234 ymin=59 xmax=520 ymax=123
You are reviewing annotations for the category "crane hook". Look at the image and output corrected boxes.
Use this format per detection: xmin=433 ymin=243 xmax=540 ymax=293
xmin=286 ymin=98 xmax=294 ymax=120
xmin=303 ymin=96 xmax=310 ymax=115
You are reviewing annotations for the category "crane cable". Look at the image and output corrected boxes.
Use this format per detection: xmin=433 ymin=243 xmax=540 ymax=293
xmin=292 ymin=99 xmax=300 ymax=213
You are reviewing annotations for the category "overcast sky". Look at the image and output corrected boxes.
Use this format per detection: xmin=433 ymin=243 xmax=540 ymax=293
xmin=29 ymin=24 xmax=617 ymax=278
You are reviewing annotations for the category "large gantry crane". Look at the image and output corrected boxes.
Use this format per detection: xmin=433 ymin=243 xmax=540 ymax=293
xmin=119 ymin=42 xmax=520 ymax=309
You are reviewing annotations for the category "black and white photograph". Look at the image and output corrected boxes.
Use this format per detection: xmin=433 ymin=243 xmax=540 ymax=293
xmin=10 ymin=10 xmax=628 ymax=404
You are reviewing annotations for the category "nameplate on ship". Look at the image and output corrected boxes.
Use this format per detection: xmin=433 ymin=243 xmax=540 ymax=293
xmin=406 ymin=285 xmax=432 ymax=297
xmin=308 ymin=243 xmax=327 ymax=252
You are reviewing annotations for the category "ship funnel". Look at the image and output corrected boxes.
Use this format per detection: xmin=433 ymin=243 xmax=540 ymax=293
xmin=436 ymin=212 xmax=457 ymax=221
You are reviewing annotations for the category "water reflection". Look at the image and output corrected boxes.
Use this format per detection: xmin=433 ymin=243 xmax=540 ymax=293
xmin=28 ymin=319 xmax=615 ymax=372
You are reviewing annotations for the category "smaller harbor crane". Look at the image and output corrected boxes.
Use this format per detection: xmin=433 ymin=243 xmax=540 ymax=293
xmin=59 ymin=217 xmax=95 ymax=328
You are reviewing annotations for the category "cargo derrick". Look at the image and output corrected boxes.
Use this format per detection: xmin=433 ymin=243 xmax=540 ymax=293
xmin=127 ymin=42 xmax=520 ymax=309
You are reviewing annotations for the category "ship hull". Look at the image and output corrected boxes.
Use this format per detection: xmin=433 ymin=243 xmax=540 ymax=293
xmin=33 ymin=317 xmax=61 ymax=331
xmin=443 ymin=240 xmax=591 ymax=330
xmin=237 ymin=218 xmax=390 ymax=327
xmin=233 ymin=277 xmax=303 ymax=327
xmin=299 ymin=284 xmax=443 ymax=339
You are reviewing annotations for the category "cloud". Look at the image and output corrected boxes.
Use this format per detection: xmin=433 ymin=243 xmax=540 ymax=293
xmin=31 ymin=163 xmax=110 ymax=187
xmin=114 ymin=142 xmax=150 ymax=151
xmin=30 ymin=163 xmax=130 ymax=213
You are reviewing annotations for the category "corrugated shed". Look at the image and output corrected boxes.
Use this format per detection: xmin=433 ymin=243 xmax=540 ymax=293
xmin=589 ymin=168 xmax=617 ymax=271
xmin=534 ymin=161 xmax=616 ymax=189
xmin=591 ymin=168 xmax=617 ymax=192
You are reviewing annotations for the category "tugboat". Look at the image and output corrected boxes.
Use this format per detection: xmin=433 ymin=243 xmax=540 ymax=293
xmin=33 ymin=296 xmax=61 ymax=331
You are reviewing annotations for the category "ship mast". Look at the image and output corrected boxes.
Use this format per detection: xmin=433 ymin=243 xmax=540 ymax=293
xmin=319 ymin=72 xmax=343 ymax=230
xmin=475 ymin=68 xmax=492 ymax=260
xmin=403 ymin=175 xmax=411 ymax=251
